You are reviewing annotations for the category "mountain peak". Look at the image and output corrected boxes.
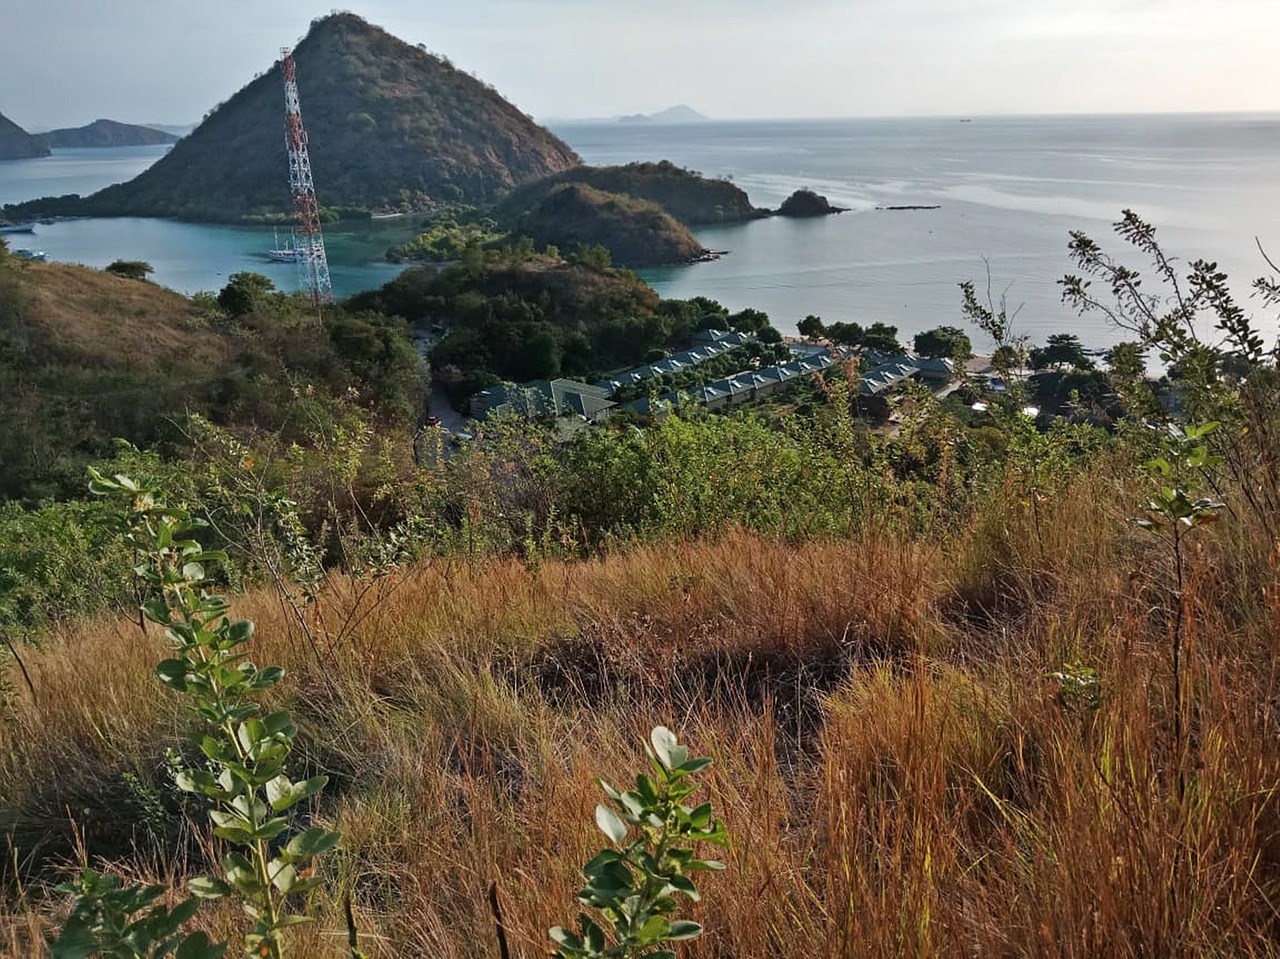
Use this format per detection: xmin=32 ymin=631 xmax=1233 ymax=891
xmin=73 ymin=16 xmax=579 ymax=220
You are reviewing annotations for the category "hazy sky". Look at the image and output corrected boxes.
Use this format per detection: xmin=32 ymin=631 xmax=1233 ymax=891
xmin=3 ymin=0 xmax=1277 ymax=129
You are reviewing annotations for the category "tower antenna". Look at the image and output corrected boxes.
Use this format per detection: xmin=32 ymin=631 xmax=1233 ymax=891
xmin=280 ymin=46 xmax=333 ymax=304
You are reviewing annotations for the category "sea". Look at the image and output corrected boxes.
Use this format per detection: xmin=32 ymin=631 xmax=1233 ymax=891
xmin=2 ymin=114 xmax=1278 ymax=350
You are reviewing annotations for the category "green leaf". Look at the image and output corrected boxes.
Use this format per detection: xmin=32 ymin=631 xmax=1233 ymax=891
xmin=674 ymin=757 xmax=712 ymax=776
xmin=595 ymin=804 xmax=628 ymax=845
xmin=174 ymin=932 xmax=227 ymax=959
xmin=188 ymin=875 xmax=231 ymax=899
xmin=650 ymin=726 xmax=688 ymax=770
xmin=666 ymin=920 xmax=703 ymax=941
xmin=155 ymin=659 xmax=190 ymax=691
xmin=638 ymin=916 xmax=671 ymax=942
xmin=285 ymin=827 xmax=340 ymax=858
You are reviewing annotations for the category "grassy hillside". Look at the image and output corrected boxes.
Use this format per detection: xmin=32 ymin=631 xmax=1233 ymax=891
xmin=0 ymin=248 xmax=423 ymax=500
xmin=2 ymin=214 xmax=1280 ymax=957
xmin=2 ymin=454 xmax=1280 ymax=956
xmin=6 ymin=14 xmax=579 ymax=222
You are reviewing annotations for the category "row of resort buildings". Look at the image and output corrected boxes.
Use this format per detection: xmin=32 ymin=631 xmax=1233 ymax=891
xmin=471 ymin=329 xmax=957 ymax=426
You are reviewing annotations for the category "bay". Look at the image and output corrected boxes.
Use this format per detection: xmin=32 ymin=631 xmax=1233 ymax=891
xmin=3 ymin=116 xmax=1279 ymax=348
xmin=557 ymin=113 xmax=1280 ymax=349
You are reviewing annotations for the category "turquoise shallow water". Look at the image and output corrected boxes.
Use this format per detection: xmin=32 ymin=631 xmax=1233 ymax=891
xmin=4 ymin=116 xmax=1279 ymax=347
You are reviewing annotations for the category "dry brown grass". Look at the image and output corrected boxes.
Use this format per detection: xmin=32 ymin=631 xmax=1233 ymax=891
xmin=3 ymin=484 xmax=1280 ymax=957
xmin=20 ymin=262 xmax=226 ymax=371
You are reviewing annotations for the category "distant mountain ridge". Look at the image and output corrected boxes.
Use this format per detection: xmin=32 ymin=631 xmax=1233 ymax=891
xmin=0 ymin=112 xmax=50 ymax=160
xmin=618 ymin=105 xmax=709 ymax=124
xmin=18 ymin=13 xmax=579 ymax=221
xmin=548 ymin=105 xmax=711 ymax=125
xmin=39 ymin=119 xmax=179 ymax=148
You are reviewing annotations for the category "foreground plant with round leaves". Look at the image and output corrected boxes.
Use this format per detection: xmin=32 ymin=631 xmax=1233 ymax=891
xmin=550 ymin=726 xmax=728 ymax=959
xmin=49 ymin=471 xmax=341 ymax=959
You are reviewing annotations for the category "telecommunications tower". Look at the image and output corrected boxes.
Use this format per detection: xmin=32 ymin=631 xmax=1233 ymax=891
xmin=280 ymin=46 xmax=333 ymax=304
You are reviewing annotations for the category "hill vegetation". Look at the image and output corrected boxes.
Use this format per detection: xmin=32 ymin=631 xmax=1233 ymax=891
xmin=502 ymin=161 xmax=762 ymax=226
xmin=350 ymin=243 xmax=775 ymax=391
xmin=511 ymin=183 xmax=707 ymax=268
xmin=38 ymin=119 xmax=179 ymax=148
xmin=0 ymin=244 xmax=423 ymax=501
xmin=3 ymin=213 xmax=1280 ymax=957
xmin=0 ymin=111 xmax=49 ymax=160
xmin=6 ymin=14 xmax=579 ymax=222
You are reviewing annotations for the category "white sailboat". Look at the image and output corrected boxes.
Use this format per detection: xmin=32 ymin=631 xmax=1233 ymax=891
xmin=267 ymin=227 xmax=306 ymax=263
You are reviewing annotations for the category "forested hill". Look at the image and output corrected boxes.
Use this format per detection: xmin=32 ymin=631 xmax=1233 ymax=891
xmin=502 ymin=161 xmax=763 ymax=226
xmin=0 ymin=112 xmax=50 ymax=160
xmin=31 ymin=13 xmax=580 ymax=221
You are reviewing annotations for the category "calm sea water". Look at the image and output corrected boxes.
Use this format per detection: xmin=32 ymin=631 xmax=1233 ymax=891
xmin=0 ymin=146 xmax=411 ymax=298
xmin=558 ymin=113 xmax=1280 ymax=349
xmin=3 ymin=116 xmax=1279 ymax=347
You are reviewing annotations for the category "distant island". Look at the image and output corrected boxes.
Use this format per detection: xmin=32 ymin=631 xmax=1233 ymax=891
xmin=38 ymin=119 xmax=180 ymax=148
xmin=546 ymin=105 xmax=711 ymax=125
xmin=618 ymin=105 xmax=709 ymax=124
xmin=0 ymin=111 xmax=51 ymax=160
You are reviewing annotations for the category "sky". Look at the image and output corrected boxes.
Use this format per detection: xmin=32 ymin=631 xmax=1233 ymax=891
xmin=3 ymin=0 xmax=1278 ymax=130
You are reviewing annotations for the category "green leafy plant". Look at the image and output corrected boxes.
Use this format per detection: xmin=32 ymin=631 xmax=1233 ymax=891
xmin=550 ymin=726 xmax=727 ymax=959
xmin=81 ymin=470 xmax=339 ymax=959
xmin=51 ymin=869 xmax=223 ymax=959
xmin=1049 ymin=661 xmax=1102 ymax=712
xmin=1132 ymin=423 xmax=1224 ymax=797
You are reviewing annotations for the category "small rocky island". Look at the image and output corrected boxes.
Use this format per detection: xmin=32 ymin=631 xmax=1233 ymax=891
xmin=773 ymin=189 xmax=847 ymax=218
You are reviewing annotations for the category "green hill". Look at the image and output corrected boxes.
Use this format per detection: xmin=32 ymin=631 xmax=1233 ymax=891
xmin=513 ymin=183 xmax=706 ymax=268
xmin=38 ymin=119 xmax=179 ymax=148
xmin=0 ymin=247 xmax=422 ymax=499
xmin=13 ymin=14 xmax=578 ymax=221
xmin=504 ymin=160 xmax=762 ymax=225
xmin=0 ymin=112 xmax=50 ymax=160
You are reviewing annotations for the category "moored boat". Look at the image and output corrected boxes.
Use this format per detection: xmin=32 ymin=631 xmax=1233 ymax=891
xmin=267 ymin=228 xmax=306 ymax=262
xmin=14 ymin=249 xmax=48 ymax=261
xmin=0 ymin=222 xmax=36 ymax=235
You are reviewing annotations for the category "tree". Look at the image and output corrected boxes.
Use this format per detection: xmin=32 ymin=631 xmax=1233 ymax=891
xmin=104 ymin=260 xmax=153 ymax=281
xmin=1030 ymin=333 xmax=1094 ymax=372
xmin=217 ymin=272 xmax=277 ymax=317
xmin=914 ymin=325 xmax=972 ymax=361
xmin=728 ymin=308 xmax=770 ymax=334
xmin=757 ymin=326 xmax=783 ymax=344
xmin=797 ymin=314 xmax=825 ymax=340
xmin=861 ymin=322 xmax=903 ymax=354
xmin=992 ymin=344 xmax=1025 ymax=372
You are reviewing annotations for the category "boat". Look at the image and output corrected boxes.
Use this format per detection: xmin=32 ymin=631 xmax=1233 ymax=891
xmin=14 ymin=249 xmax=48 ymax=261
xmin=267 ymin=228 xmax=306 ymax=263
xmin=0 ymin=222 xmax=36 ymax=235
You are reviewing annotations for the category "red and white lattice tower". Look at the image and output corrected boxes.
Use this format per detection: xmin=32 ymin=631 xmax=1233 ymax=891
xmin=281 ymin=46 xmax=333 ymax=304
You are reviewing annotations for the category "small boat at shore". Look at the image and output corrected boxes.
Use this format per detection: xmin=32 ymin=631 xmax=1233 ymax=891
xmin=267 ymin=228 xmax=307 ymax=263
xmin=0 ymin=222 xmax=36 ymax=235
xmin=14 ymin=249 xmax=48 ymax=261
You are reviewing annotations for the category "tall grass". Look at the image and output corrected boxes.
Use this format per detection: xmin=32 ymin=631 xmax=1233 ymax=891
xmin=3 ymin=461 xmax=1280 ymax=957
